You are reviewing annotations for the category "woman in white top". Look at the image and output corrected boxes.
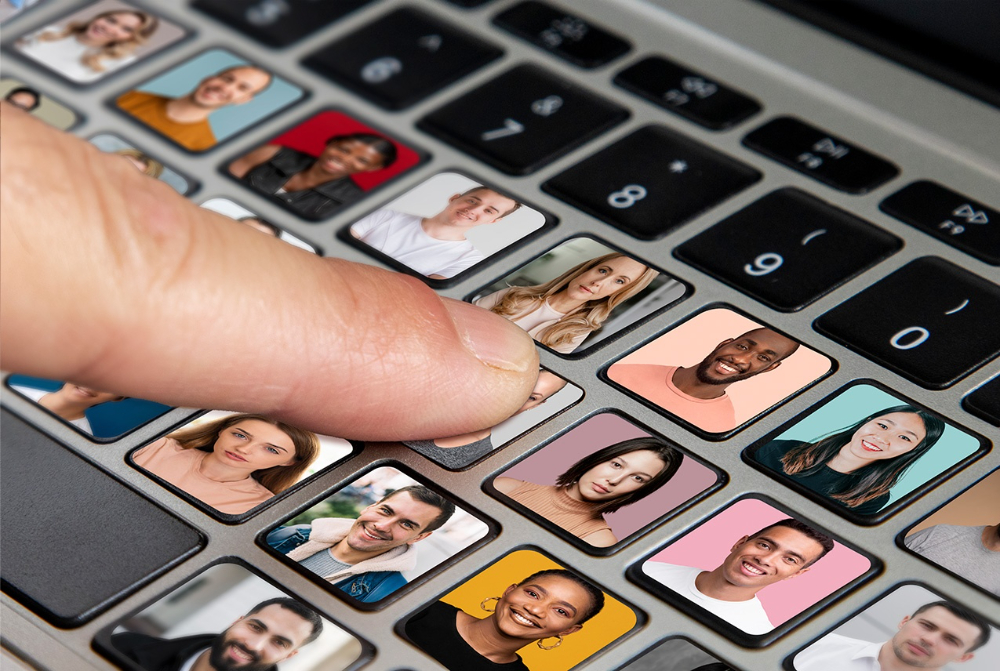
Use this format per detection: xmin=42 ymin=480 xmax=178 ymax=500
xmin=475 ymin=253 xmax=658 ymax=353
xmin=15 ymin=9 xmax=159 ymax=83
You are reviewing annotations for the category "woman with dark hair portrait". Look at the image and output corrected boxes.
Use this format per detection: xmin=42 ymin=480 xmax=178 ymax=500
xmin=227 ymin=133 xmax=398 ymax=219
xmin=133 ymin=413 xmax=320 ymax=514
xmin=16 ymin=8 xmax=159 ymax=83
xmin=494 ymin=437 xmax=683 ymax=547
xmin=754 ymin=404 xmax=946 ymax=515
xmin=405 ymin=569 xmax=605 ymax=670
xmin=475 ymin=253 xmax=658 ymax=354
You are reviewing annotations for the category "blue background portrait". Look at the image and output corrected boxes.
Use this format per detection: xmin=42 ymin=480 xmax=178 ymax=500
xmin=767 ymin=384 xmax=981 ymax=506
xmin=133 ymin=49 xmax=304 ymax=142
xmin=6 ymin=375 xmax=172 ymax=441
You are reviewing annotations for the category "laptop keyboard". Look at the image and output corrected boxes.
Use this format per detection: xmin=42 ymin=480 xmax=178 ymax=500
xmin=2 ymin=1 xmax=998 ymax=670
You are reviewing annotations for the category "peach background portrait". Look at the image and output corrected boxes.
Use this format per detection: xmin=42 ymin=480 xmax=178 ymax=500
xmin=497 ymin=413 xmax=720 ymax=540
xmin=644 ymin=499 xmax=871 ymax=625
xmin=439 ymin=550 xmax=636 ymax=670
xmin=908 ymin=469 xmax=1000 ymax=534
xmin=609 ymin=308 xmax=832 ymax=426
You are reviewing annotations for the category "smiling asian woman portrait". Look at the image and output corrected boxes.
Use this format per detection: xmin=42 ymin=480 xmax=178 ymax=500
xmin=753 ymin=404 xmax=945 ymax=516
xmin=405 ymin=569 xmax=605 ymax=670
xmin=133 ymin=413 xmax=319 ymax=515
xmin=475 ymin=253 xmax=658 ymax=354
xmin=494 ymin=437 xmax=683 ymax=547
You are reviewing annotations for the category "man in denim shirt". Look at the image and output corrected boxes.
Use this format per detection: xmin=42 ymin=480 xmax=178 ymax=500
xmin=267 ymin=486 xmax=455 ymax=603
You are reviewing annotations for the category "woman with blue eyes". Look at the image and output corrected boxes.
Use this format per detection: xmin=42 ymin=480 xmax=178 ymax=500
xmin=475 ymin=253 xmax=658 ymax=354
xmin=754 ymin=405 xmax=945 ymax=516
xmin=133 ymin=413 xmax=319 ymax=515
xmin=405 ymin=569 xmax=605 ymax=670
xmin=493 ymin=438 xmax=682 ymax=547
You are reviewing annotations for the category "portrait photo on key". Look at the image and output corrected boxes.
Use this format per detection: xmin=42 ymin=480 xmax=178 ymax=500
xmin=5 ymin=374 xmax=171 ymax=442
xmin=11 ymin=0 xmax=185 ymax=84
xmin=633 ymin=497 xmax=874 ymax=641
xmin=100 ymin=562 xmax=369 ymax=671
xmin=399 ymin=548 xmax=639 ymax=671
xmin=789 ymin=584 xmax=997 ymax=671
xmin=901 ymin=468 xmax=1000 ymax=599
xmin=89 ymin=133 xmax=193 ymax=195
xmin=129 ymin=410 xmax=355 ymax=518
xmin=619 ymin=636 xmax=741 ymax=671
xmin=200 ymin=198 xmax=318 ymax=253
xmin=116 ymin=48 xmax=304 ymax=152
xmin=263 ymin=465 xmax=490 ymax=607
xmin=1 ymin=78 xmax=78 ymax=129
xmin=606 ymin=306 xmax=832 ymax=435
xmin=399 ymin=367 xmax=583 ymax=470
xmin=746 ymin=383 xmax=986 ymax=522
xmin=490 ymin=412 xmax=723 ymax=551
xmin=471 ymin=237 xmax=688 ymax=355
xmin=349 ymin=172 xmax=548 ymax=281
xmin=228 ymin=110 xmax=421 ymax=220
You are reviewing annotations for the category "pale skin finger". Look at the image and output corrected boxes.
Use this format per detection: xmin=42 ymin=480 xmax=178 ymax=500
xmin=0 ymin=105 xmax=539 ymax=440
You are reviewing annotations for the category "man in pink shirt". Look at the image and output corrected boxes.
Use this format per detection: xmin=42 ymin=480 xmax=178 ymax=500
xmin=609 ymin=327 xmax=799 ymax=433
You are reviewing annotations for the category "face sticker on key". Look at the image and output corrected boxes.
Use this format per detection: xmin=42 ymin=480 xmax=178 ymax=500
xmin=746 ymin=383 xmax=986 ymax=522
xmin=1 ymin=78 xmax=78 ymax=129
xmin=606 ymin=307 xmax=832 ymax=436
xmin=89 ymin=133 xmax=193 ymax=194
xmin=200 ymin=198 xmax=318 ymax=253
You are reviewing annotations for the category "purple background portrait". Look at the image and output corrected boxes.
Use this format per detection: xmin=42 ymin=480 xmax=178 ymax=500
xmin=645 ymin=498 xmax=871 ymax=625
xmin=496 ymin=413 xmax=719 ymax=539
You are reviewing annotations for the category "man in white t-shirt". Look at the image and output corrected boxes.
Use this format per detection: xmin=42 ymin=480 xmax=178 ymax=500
xmin=643 ymin=518 xmax=833 ymax=634
xmin=350 ymin=186 xmax=521 ymax=279
xmin=794 ymin=600 xmax=990 ymax=671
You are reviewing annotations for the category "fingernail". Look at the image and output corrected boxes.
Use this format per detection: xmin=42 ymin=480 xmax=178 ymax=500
xmin=442 ymin=298 xmax=538 ymax=372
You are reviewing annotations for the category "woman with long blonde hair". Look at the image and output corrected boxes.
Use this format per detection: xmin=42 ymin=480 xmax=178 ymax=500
xmin=475 ymin=253 xmax=658 ymax=353
xmin=16 ymin=9 xmax=159 ymax=83
xmin=133 ymin=413 xmax=319 ymax=515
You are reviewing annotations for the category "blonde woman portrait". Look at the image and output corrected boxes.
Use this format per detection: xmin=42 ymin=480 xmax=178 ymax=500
xmin=15 ymin=3 xmax=161 ymax=83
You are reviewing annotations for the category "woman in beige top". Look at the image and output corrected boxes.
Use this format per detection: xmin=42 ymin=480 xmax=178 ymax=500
xmin=475 ymin=253 xmax=658 ymax=354
xmin=133 ymin=412 xmax=319 ymax=515
xmin=493 ymin=437 xmax=682 ymax=547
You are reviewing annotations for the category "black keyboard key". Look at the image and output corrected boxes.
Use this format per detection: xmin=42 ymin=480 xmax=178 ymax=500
xmin=442 ymin=0 xmax=495 ymax=6
xmin=543 ymin=124 xmax=760 ymax=240
xmin=815 ymin=257 xmax=1000 ymax=388
xmin=880 ymin=180 xmax=1000 ymax=266
xmin=743 ymin=116 xmax=899 ymax=194
xmin=304 ymin=8 xmax=503 ymax=110
xmin=0 ymin=410 xmax=203 ymax=626
xmin=419 ymin=64 xmax=628 ymax=175
xmin=493 ymin=1 xmax=630 ymax=68
xmin=676 ymin=188 xmax=901 ymax=311
xmin=614 ymin=56 xmax=762 ymax=130
xmin=193 ymin=0 xmax=374 ymax=47
xmin=964 ymin=376 xmax=1000 ymax=426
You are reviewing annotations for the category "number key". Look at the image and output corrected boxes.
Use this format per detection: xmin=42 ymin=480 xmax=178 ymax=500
xmin=676 ymin=189 xmax=901 ymax=310
xmin=193 ymin=0 xmax=374 ymax=47
xmin=419 ymin=64 xmax=629 ymax=175
xmin=815 ymin=257 xmax=1000 ymax=388
xmin=543 ymin=125 xmax=760 ymax=239
xmin=493 ymin=1 xmax=630 ymax=68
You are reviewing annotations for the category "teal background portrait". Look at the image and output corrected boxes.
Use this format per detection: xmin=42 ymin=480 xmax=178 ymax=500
xmin=769 ymin=384 xmax=979 ymax=506
xmin=131 ymin=49 xmax=304 ymax=142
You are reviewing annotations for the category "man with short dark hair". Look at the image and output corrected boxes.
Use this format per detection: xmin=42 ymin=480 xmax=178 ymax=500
xmin=608 ymin=327 xmax=800 ymax=432
xmin=795 ymin=600 xmax=991 ymax=670
xmin=643 ymin=519 xmax=833 ymax=634
xmin=117 ymin=65 xmax=273 ymax=151
xmin=350 ymin=186 xmax=522 ymax=279
xmin=267 ymin=485 xmax=456 ymax=603
xmin=111 ymin=597 xmax=322 ymax=671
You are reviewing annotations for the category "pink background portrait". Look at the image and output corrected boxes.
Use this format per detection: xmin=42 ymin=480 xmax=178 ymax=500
xmin=644 ymin=498 xmax=871 ymax=625
xmin=609 ymin=308 xmax=832 ymax=427
xmin=497 ymin=413 xmax=720 ymax=540
xmin=264 ymin=111 xmax=421 ymax=190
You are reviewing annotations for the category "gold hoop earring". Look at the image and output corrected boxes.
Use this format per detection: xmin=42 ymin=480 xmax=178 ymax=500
xmin=480 ymin=596 xmax=500 ymax=613
xmin=537 ymin=635 xmax=563 ymax=650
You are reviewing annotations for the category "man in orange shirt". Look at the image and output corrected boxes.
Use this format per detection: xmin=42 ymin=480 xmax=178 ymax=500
xmin=117 ymin=65 xmax=272 ymax=151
